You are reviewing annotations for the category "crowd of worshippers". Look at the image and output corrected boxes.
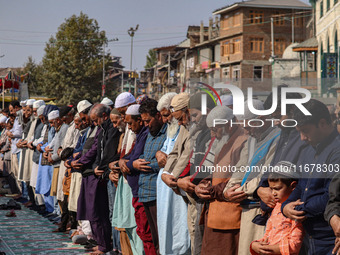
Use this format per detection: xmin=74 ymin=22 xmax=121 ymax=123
xmin=0 ymin=87 xmax=340 ymax=255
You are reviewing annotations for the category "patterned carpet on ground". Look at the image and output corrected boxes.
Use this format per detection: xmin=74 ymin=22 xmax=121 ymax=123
xmin=0 ymin=196 xmax=88 ymax=254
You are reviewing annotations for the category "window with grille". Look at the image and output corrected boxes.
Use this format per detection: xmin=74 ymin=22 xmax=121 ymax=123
xmin=320 ymin=1 xmax=324 ymax=17
xmin=327 ymin=0 xmax=330 ymax=11
xmin=250 ymin=38 xmax=264 ymax=53
xmin=250 ymin=10 xmax=264 ymax=24
xmin=232 ymin=65 xmax=240 ymax=81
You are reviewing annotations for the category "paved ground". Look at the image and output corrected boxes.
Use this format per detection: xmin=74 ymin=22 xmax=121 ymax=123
xmin=0 ymin=196 xmax=88 ymax=255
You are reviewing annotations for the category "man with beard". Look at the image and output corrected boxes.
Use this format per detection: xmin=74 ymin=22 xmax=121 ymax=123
xmin=155 ymin=93 xmax=191 ymax=255
xmin=133 ymin=98 xmax=167 ymax=254
xmin=222 ymin=100 xmax=281 ymax=255
xmin=282 ymin=100 xmax=340 ymax=255
xmin=195 ymin=106 xmax=248 ymax=255
xmin=117 ymin=104 xmax=156 ymax=255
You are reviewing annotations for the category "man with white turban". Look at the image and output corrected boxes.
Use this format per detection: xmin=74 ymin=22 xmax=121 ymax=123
xmin=155 ymin=92 xmax=191 ymax=255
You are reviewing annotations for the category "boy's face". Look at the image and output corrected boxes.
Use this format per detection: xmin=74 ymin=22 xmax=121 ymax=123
xmin=268 ymin=180 xmax=296 ymax=204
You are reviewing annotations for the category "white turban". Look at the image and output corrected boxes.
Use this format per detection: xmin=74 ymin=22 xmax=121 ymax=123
xmin=48 ymin=110 xmax=59 ymax=120
xmin=100 ymin=97 xmax=114 ymax=106
xmin=33 ymin=100 xmax=45 ymax=109
xmin=126 ymin=104 xmax=140 ymax=116
xmin=0 ymin=116 xmax=8 ymax=124
xmin=114 ymin=92 xmax=136 ymax=108
xmin=20 ymin=100 xmax=27 ymax=107
xmin=206 ymin=106 xmax=234 ymax=128
xmin=26 ymin=99 xmax=36 ymax=107
xmin=237 ymin=99 xmax=264 ymax=121
xmin=37 ymin=105 xmax=45 ymax=116
xmin=77 ymin=100 xmax=92 ymax=113
xmin=157 ymin=92 xmax=177 ymax=111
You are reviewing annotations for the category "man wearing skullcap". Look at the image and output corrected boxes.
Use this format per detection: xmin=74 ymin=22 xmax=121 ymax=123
xmin=101 ymin=97 xmax=114 ymax=110
xmin=35 ymin=105 xmax=59 ymax=213
xmin=222 ymin=99 xmax=280 ymax=255
xmin=111 ymin=92 xmax=139 ymax=254
xmin=195 ymin=106 xmax=248 ymax=255
xmin=155 ymin=92 xmax=191 ymax=255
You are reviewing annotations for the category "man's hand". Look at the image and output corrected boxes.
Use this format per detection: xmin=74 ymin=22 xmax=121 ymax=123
xmin=251 ymin=239 xmax=280 ymax=255
xmin=47 ymin=153 xmax=54 ymax=164
xmin=195 ymin=181 xmax=212 ymax=200
xmin=27 ymin=142 xmax=34 ymax=150
xmin=224 ymin=184 xmax=247 ymax=203
xmin=71 ymin=159 xmax=83 ymax=170
xmin=94 ymin=166 xmax=104 ymax=176
xmin=109 ymin=170 xmax=119 ymax=184
xmin=73 ymin=152 xmax=80 ymax=158
xmin=156 ymin=151 xmax=167 ymax=168
xmin=43 ymin=152 xmax=49 ymax=159
xmin=177 ymin=176 xmax=196 ymax=194
xmin=36 ymin=144 xmax=43 ymax=152
xmin=118 ymin=159 xmax=130 ymax=175
xmin=282 ymin=200 xmax=306 ymax=221
xmin=109 ymin=160 xmax=120 ymax=171
xmin=257 ymin=187 xmax=276 ymax=208
xmin=331 ymin=215 xmax=340 ymax=237
xmin=161 ymin=173 xmax=177 ymax=188
xmin=64 ymin=160 xmax=71 ymax=168
xmin=133 ymin=159 xmax=151 ymax=172
xmin=45 ymin=146 xmax=53 ymax=152
xmin=333 ymin=237 xmax=340 ymax=255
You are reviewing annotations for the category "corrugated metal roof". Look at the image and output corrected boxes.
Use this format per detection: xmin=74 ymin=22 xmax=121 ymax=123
xmin=213 ymin=0 xmax=312 ymax=14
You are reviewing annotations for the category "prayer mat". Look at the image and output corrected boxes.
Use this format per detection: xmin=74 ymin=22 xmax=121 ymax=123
xmin=0 ymin=197 xmax=88 ymax=254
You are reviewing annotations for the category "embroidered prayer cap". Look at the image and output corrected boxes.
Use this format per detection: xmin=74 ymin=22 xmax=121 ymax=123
xmin=77 ymin=100 xmax=92 ymax=113
xmin=170 ymin=93 xmax=189 ymax=112
xmin=136 ymin=94 xmax=148 ymax=104
xmin=100 ymin=97 xmax=114 ymax=106
xmin=48 ymin=110 xmax=59 ymax=120
xmin=59 ymin=105 xmax=72 ymax=118
xmin=206 ymin=105 xmax=234 ymax=128
xmin=270 ymin=161 xmax=300 ymax=180
xmin=114 ymin=92 xmax=136 ymax=108
xmin=126 ymin=104 xmax=141 ymax=116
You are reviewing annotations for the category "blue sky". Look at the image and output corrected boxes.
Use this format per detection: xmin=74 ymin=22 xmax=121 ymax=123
xmin=0 ymin=0 xmax=310 ymax=72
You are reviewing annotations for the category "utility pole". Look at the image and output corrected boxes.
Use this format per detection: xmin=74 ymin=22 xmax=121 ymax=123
xmin=128 ymin=24 xmax=139 ymax=96
xmin=292 ymin=16 xmax=295 ymax=44
xmin=271 ymin=17 xmax=275 ymax=58
xmin=0 ymin=54 xmax=5 ymax=109
xmin=102 ymin=38 xmax=118 ymax=97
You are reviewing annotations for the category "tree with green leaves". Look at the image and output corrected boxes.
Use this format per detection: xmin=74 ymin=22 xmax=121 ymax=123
xmin=21 ymin=56 xmax=44 ymax=96
xmin=40 ymin=12 xmax=110 ymax=104
xmin=144 ymin=49 xmax=157 ymax=69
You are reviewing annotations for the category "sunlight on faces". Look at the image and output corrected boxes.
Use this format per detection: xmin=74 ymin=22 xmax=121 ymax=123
xmin=79 ymin=112 xmax=91 ymax=127
xmin=171 ymin=108 xmax=189 ymax=127
xmin=74 ymin=116 xmax=82 ymax=130
xmin=117 ymin=106 xmax=128 ymax=122
xmin=25 ymin=107 xmax=33 ymax=119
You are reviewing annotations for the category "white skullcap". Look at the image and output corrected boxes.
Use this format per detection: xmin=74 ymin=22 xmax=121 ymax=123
xmin=100 ymin=97 xmax=114 ymax=106
xmin=206 ymin=106 xmax=234 ymax=128
xmin=77 ymin=100 xmax=92 ymax=113
xmin=26 ymin=99 xmax=36 ymax=106
xmin=114 ymin=92 xmax=136 ymax=108
xmin=37 ymin=105 xmax=45 ymax=116
xmin=33 ymin=100 xmax=45 ymax=109
xmin=0 ymin=116 xmax=8 ymax=124
xmin=20 ymin=100 xmax=27 ymax=107
xmin=157 ymin=92 xmax=177 ymax=111
xmin=218 ymin=95 xmax=233 ymax=106
xmin=237 ymin=99 xmax=264 ymax=121
xmin=126 ymin=104 xmax=140 ymax=116
xmin=48 ymin=110 xmax=59 ymax=120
